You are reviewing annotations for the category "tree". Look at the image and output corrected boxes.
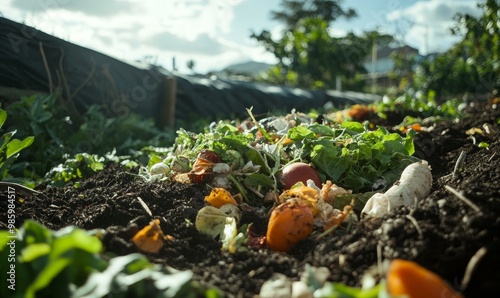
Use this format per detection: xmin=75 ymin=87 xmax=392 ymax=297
xmin=417 ymin=0 xmax=499 ymax=98
xmin=271 ymin=0 xmax=356 ymax=29
xmin=251 ymin=1 xmax=393 ymax=90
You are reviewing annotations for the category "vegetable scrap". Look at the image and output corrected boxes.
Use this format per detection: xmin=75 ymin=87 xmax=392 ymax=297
xmin=345 ymin=104 xmax=376 ymax=121
xmin=278 ymin=185 xmax=319 ymax=214
xmin=279 ymin=162 xmax=322 ymax=190
xmin=131 ymin=219 xmax=169 ymax=254
xmin=204 ymin=187 xmax=238 ymax=208
xmin=189 ymin=149 xmax=222 ymax=183
xmin=267 ymin=181 xmax=354 ymax=252
xmin=142 ymin=109 xmax=426 ymax=254
xmin=266 ymin=199 xmax=314 ymax=252
xmin=387 ymin=259 xmax=463 ymax=298
xmin=196 ymin=206 xmax=238 ymax=238
xmin=361 ymin=161 xmax=432 ymax=217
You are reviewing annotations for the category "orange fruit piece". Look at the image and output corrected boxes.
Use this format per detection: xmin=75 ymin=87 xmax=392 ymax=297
xmin=266 ymin=200 xmax=314 ymax=253
xmin=387 ymin=259 xmax=463 ymax=298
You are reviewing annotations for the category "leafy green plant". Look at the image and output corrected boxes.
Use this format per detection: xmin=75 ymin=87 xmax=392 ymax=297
xmin=287 ymin=121 xmax=418 ymax=192
xmin=0 ymin=220 xmax=106 ymax=298
xmin=73 ymin=253 xmax=207 ymax=298
xmin=313 ymin=282 xmax=385 ymax=298
xmin=0 ymin=109 xmax=34 ymax=180
xmin=46 ymin=150 xmax=139 ymax=187
xmin=413 ymin=0 xmax=499 ymax=97
xmin=4 ymin=91 xmax=174 ymax=183
xmin=0 ymin=220 xmax=212 ymax=298
xmin=373 ymin=90 xmax=463 ymax=121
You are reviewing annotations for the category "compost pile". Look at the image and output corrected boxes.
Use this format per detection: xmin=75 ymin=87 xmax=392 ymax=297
xmin=2 ymin=100 xmax=500 ymax=298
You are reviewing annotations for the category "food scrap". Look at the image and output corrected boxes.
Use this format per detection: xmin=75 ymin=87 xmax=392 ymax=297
xmin=205 ymin=187 xmax=238 ymax=208
xmin=387 ymin=259 xmax=463 ymax=298
xmin=131 ymin=219 xmax=167 ymax=254
xmin=266 ymin=199 xmax=314 ymax=253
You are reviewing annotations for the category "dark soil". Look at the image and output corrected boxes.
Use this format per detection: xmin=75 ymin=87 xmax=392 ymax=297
xmin=1 ymin=101 xmax=500 ymax=297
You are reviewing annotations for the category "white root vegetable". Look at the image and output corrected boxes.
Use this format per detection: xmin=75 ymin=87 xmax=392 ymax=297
xmin=361 ymin=161 xmax=432 ymax=217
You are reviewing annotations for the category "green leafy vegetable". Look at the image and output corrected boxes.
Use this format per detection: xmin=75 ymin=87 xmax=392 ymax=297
xmin=313 ymin=282 xmax=385 ymax=298
xmin=288 ymin=124 xmax=418 ymax=192
xmin=0 ymin=109 xmax=34 ymax=180
xmin=3 ymin=91 xmax=174 ymax=183
xmin=478 ymin=142 xmax=490 ymax=149
xmin=0 ymin=220 xmax=211 ymax=298
xmin=73 ymin=254 xmax=204 ymax=298
xmin=0 ymin=220 xmax=106 ymax=298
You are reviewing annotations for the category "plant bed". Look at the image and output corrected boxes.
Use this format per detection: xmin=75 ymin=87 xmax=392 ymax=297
xmin=1 ymin=101 xmax=499 ymax=297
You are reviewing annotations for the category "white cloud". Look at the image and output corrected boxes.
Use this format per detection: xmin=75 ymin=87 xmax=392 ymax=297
xmin=146 ymin=32 xmax=225 ymax=55
xmin=387 ymin=0 xmax=482 ymax=54
xmin=10 ymin=0 xmax=133 ymax=16
xmin=328 ymin=27 xmax=348 ymax=38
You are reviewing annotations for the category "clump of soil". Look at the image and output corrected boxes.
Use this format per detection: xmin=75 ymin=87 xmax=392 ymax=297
xmin=1 ymin=101 xmax=499 ymax=297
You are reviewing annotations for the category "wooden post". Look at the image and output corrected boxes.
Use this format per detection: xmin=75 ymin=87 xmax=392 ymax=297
xmin=158 ymin=76 xmax=177 ymax=129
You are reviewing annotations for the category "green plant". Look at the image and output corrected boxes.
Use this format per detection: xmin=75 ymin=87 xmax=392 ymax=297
xmin=415 ymin=0 xmax=499 ymax=97
xmin=4 ymin=91 xmax=174 ymax=183
xmin=288 ymin=121 xmax=418 ymax=192
xmin=0 ymin=109 xmax=34 ymax=180
xmin=0 ymin=220 xmax=212 ymax=298
xmin=45 ymin=151 xmax=138 ymax=187
xmin=73 ymin=254 xmax=206 ymax=298
xmin=251 ymin=0 xmax=394 ymax=91
xmin=373 ymin=90 xmax=463 ymax=120
xmin=0 ymin=220 xmax=106 ymax=298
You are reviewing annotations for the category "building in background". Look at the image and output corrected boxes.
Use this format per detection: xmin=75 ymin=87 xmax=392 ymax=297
xmin=363 ymin=45 xmax=425 ymax=89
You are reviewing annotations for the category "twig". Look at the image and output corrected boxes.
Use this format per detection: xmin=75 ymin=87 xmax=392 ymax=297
xmin=444 ymin=185 xmax=481 ymax=213
xmin=461 ymin=246 xmax=487 ymax=291
xmin=0 ymin=181 xmax=42 ymax=196
xmin=376 ymin=244 xmax=383 ymax=278
xmin=487 ymin=152 xmax=496 ymax=163
xmin=57 ymin=47 xmax=84 ymax=124
xmin=405 ymin=214 xmax=423 ymax=239
xmin=39 ymin=42 xmax=53 ymax=93
xmin=453 ymin=151 xmax=466 ymax=178
xmin=409 ymin=195 xmax=418 ymax=217
xmin=71 ymin=56 xmax=96 ymax=99
xmin=313 ymin=225 xmax=338 ymax=240
xmin=245 ymin=185 xmax=265 ymax=199
xmin=136 ymin=196 xmax=153 ymax=217
xmin=59 ymin=48 xmax=71 ymax=101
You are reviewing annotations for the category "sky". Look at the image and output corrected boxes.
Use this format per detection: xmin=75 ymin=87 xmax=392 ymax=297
xmin=0 ymin=0 xmax=484 ymax=74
